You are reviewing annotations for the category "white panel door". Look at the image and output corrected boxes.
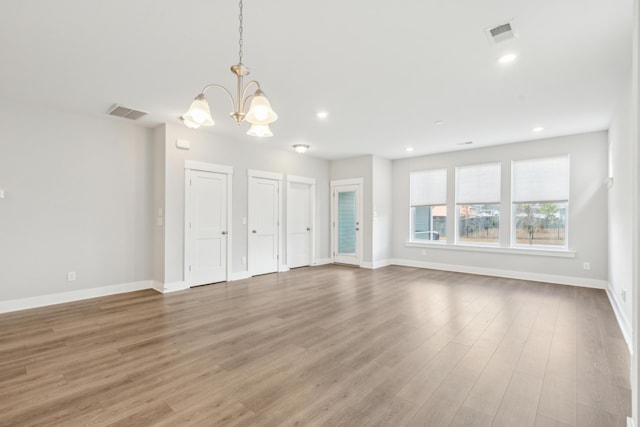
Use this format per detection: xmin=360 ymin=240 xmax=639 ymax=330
xmin=249 ymin=177 xmax=279 ymax=275
xmin=332 ymin=184 xmax=362 ymax=266
xmin=287 ymin=181 xmax=312 ymax=268
xmin=188 ymin=171 xmax=227 ymax=286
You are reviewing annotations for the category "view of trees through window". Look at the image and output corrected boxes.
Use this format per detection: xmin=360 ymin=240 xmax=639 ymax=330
xmin=410 ymin=156 xmax=569 ymax=249
xmin=458 ymin=204 xmax=500 ymax=244
xmin=513 ymin=202 xmax=567 ymax=246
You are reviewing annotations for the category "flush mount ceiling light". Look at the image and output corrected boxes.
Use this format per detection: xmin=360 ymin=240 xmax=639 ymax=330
xmin=293 ymin=144 xmax=310 ymax=153
xmin=532 ymin=126 xmax=544 ymax=132
xmin=316 ymin=111 xmax=329 ymax=119
xmin=181 ymin=0 xmax=278 ymax=136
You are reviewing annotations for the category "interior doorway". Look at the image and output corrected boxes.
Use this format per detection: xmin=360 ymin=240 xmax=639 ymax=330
xmin=248 ymin=170 xmax=283 ymax=276
xmin=287 ymin=175 xmax=315 ymax=268
xmin=184 ymin=162 xmax=233 ymax=286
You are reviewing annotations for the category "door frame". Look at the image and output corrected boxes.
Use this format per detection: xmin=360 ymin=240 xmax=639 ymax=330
xmin=286 ymin=175 xmax=316 ymax=268
xmin=330 ymin=178 xmax=363 ymax=266
xmin=184 ymin=160 xmax=233 ymax=285
xmin=248 ymin=169 xmax=284 ymax=275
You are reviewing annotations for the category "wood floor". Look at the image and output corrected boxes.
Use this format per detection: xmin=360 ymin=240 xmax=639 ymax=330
xmin=0 ymin=265 xmax=631 ymax=426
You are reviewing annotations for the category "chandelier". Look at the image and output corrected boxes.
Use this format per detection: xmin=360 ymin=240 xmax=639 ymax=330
xmin=181 ymin=0 xmax=278 ymax=137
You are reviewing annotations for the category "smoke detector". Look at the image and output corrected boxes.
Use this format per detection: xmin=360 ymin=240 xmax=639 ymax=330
xmin=107 ymin=104 xmax=148 ymax=120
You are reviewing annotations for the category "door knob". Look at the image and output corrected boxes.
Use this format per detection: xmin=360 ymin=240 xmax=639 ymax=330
xmin=252 ymin=230 xmax=257 ymax=233
xmin=306 ymin=227 xmax=311 ymax=231
xmin=221 ymin=231 xmax=227 ymax=235
xmin=356 ymin=228 xmax=360 ymax=231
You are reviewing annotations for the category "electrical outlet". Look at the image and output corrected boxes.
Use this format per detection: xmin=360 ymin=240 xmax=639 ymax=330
xmin=241 ymin=256 xmax=247 ymax=265
xmin=67 ymin=271 xmax=76 ymax=281
xmin=582 ymin=262 xmax=591 ymax=271
xmin=621 ymin=289 xmax=627 ymax=301
xmin=421 ymin=249 xmax=427 ymax=256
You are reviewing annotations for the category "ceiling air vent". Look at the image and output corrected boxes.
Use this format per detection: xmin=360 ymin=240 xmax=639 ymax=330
xmin=107 ymin=104 xmax=148 ymax=120
xmin=486 ymin=21 xmax=517 ymax=44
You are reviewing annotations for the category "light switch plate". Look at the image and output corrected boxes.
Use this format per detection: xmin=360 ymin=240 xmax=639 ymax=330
xmin=0 ymin=189 xmax=4 ymax=199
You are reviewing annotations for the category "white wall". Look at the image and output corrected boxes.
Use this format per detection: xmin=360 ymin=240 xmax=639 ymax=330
xmin=630 ymin=0 xmax=640 ymax=424
xmin=0 ymin=100 xmax=153 ymax=302
xmin=391 ymin=131 xmax=609 ymax=287
xmin=151 ymin=126 xmax=166 ymax=284
xmin=608 ymin=75 xmax=634 ymax=341
xmin=372 ymin=156 xmax=392 ymax=265
xmin=161 ymin=123 xmax=330 ymax=286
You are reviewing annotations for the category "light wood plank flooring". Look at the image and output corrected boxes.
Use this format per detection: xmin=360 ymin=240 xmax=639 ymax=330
xmin=0 ymin=265 xmax=631 ymax=426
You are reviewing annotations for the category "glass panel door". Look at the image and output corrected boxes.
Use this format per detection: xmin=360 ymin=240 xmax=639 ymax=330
xmin=332 ymin=183 xmax=361 ymax=266
xmin=337 ymin=191 xmax=356 ymax=254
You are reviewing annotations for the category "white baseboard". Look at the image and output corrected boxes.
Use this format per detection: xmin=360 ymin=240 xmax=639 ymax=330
xmin=279 ymin=265 xmax=290 ymax=273
xmin=388 ymin=258 xmax=608 ymax=289
xmin=312 ymin=258 xmax=333 ymax=266
xmin=606 ymin=286 xmax=633 ymax=354
xmin=0 ymin=280 xmax=153 ymax=314
xmin=158 ymin=281 xmax=189 ymax=293
xmin=229 ymin=271 xmax=252 ymax=281
xmin=151 ymin=281 xmax=164 ymax=293
xmin=361 ymin=259 xmax=392 ymax=269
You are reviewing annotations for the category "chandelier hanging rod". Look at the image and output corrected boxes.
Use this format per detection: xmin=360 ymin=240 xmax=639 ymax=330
xmin=197 ymin=71 xmax=262 ymax=124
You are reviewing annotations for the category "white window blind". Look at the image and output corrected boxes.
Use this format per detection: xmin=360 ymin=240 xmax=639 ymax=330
xmin=410 ymin=169 xmax=447 ymax=206
xmin=455 ymin=163 xmax=501 ymax=204
xmin=512 ymin=156 xmax=569 ymax=202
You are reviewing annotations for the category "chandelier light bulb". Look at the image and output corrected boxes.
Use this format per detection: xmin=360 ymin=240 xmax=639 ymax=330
xmin=254 ymin=109 xmax=268 ymax=122
xmin=246 ymin=90 xmax=278 ymax=125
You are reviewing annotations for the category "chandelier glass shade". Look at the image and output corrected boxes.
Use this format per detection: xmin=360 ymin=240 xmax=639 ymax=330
xmin=247 ymin=123 xmax=274 ymax=137
xmin=182 ymin=0 xmax=277 ymax=136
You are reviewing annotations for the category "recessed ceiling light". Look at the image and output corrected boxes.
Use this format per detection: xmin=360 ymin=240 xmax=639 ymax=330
xmin=532 ymin=126 xmax=544 ymax=132
xmin=434 ymin=120 xmax=445 ymax=125
xmin=316 ymin=111 xmax=328 ymax=119
xmin=293 ymin=144 xmax=310 ymax=153
xmin=498 ymin=53 xmax=517 ymax=65
xmin=406 ymin=147 xmax=414 ymax=152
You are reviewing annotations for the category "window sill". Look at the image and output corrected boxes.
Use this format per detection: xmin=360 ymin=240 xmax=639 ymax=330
xmin=405 ymin=241 xmax=576 ymax=258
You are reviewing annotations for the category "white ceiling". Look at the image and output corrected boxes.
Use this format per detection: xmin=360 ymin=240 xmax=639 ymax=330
xmin=0 ymin=0 xmax=632 ymax=160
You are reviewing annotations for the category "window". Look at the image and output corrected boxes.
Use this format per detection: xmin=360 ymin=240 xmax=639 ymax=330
xmin=410 ymin=169 xmax=447 ymax=241
xmin=455 ymin=163 xmax=501 ymax=244
xmin=512 ymin=156 xmax=569 ymax=247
